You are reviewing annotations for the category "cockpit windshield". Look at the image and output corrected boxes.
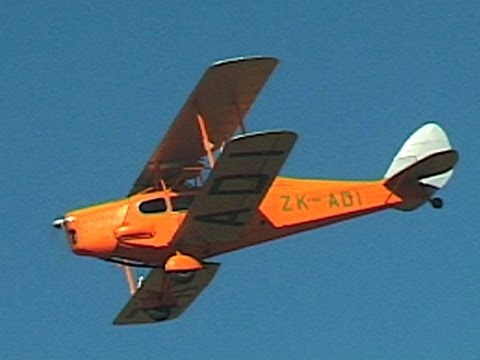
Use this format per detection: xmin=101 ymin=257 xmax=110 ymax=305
xmin=139 ymin=198 xmax=167 ymax=214
xmin=138 ymin=195 xmax=195 ymax=214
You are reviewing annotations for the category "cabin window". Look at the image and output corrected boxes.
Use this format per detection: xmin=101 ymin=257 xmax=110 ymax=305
xmin=139 ymin=198 xmax=167 ymax=214
xmin=171 ymin=195 xmax=195 ymax=212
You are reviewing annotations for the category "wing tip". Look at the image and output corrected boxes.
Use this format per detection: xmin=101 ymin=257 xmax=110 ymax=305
xmin=212 ymin=55 xmax=279 ymax=67
xmin=231 ymin=129 xmax=298 ymax=142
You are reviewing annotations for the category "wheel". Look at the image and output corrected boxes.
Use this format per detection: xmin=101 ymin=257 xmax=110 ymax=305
xmin=169 ymin=271 xmax=195 ymax=284
xmin=145 ymin=306 xmax=171 ymax=321
xmin=430 ymin=197 xmax=443 ymax=209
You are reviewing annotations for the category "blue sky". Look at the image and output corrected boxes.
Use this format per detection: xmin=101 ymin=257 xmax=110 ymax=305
xmin=2 ymin=1 xmax=479 ymax=359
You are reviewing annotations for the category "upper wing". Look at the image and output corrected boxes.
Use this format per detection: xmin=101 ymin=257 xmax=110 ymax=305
xmin=129 ymin=56 xmax=279 ymax=195
xmin=113 ymin=262 xmax=220 ymax=325
xmin=172 ymin=130 xmax=297 ymax=258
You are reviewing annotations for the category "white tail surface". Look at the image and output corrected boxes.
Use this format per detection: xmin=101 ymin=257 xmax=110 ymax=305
xmin=385 ymin=123 xmax=454 ymax=189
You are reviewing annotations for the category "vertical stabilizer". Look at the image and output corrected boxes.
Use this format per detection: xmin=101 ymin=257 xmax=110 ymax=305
xmin=384 ymin=123 xmax=458 ymax=210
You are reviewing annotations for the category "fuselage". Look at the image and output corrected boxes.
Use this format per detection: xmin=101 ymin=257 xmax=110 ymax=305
xmin=61 ymin=176 xmax=403 ymax=266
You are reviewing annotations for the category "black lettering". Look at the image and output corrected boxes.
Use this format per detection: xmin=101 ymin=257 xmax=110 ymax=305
xmin=194 ymin=208 xmax=251 ymax=226
xmin=209 ymin=174 xmax=269 ymax=195
xmin=341 ymin=191 xmax=353 ymax=207
xmin=281 ymin=195 xmax=292 ymax=211
xmin=329 ymin=194 xmax=339 ymax=208
xmin=356 ymin=191 xmax=362 ymax=206
xmin=229 ymin=150 xmax=285 ymax=158
xmin=296 ymin=195 xmax=308 ymax=210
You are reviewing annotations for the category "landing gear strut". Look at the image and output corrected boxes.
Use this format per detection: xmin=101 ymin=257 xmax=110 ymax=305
xmin=429 ymin=197 xmax=444 ymax=209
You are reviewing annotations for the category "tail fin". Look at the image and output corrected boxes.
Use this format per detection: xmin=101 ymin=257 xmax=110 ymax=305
xmin=384 ymin=123 xmax=459 ymax=211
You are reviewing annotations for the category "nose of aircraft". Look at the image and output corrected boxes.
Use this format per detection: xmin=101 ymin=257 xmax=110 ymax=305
xmin=52 ymin=216 xmax=78 ymax=248
xmin=52 ymin=213 xmax=118 ymax=256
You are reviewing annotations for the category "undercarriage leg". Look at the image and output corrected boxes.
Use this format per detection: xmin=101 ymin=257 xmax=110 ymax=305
xmin=122 ymin=265 xmax=137 ymax=295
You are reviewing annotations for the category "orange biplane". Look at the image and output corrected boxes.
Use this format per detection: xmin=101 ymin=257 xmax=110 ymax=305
xmin=53 ymin=56 xmax=459 ymax=325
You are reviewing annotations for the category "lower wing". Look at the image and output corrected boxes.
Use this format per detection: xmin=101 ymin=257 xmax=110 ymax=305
xmin=113 ymin=262 xmax=220 ymax=325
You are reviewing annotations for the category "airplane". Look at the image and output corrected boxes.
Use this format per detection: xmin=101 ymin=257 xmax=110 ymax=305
xmin=52 ymin=56 xmax=459 ymax=325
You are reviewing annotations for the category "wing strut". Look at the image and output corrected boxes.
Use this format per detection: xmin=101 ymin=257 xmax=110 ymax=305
xmin=122 ymin=265 xmax=138 ymax=295
xmin=235 ymin=102 xmax=247 ymax=134
xmin=196 ymin=114 xmax=215 ymax=168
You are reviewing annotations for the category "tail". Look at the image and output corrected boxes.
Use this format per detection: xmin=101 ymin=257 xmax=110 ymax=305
xmin=384 ymin=123 xmax=459 ymax=211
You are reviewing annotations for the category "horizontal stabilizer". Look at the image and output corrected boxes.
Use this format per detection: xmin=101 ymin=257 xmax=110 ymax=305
xmin=385 ymin=150 xmax=458 ymax=193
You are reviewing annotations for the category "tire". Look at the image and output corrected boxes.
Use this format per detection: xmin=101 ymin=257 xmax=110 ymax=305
xmin=145 ymin=306 xmax=171 ymax=321
xmin=169 ymin=271 xmax=195 ymax=284
xmin=430 ymin=197 xmax=444 ymax=209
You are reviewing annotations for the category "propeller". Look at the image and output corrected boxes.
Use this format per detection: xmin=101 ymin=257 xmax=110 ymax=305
xmin=52 ymin=217 xmax=66 ymax=229
xmin=52 ymin=216 xmax=74 ymax=229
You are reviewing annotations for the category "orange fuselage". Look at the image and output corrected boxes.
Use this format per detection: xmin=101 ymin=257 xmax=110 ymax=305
xmin=63 ymin=176 xmax=403 ymax=266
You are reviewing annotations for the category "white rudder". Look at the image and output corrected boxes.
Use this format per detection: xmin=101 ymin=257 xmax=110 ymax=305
xmin=384 ymin=123 xmax=459 ymax=210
